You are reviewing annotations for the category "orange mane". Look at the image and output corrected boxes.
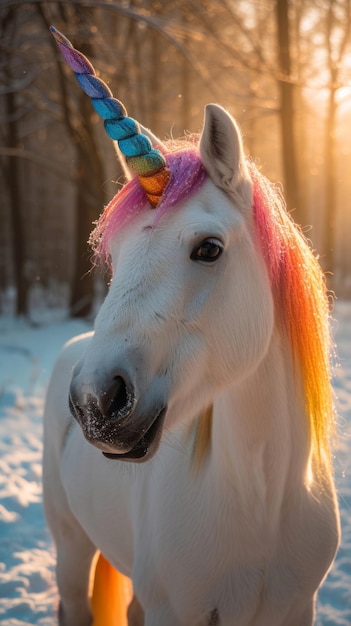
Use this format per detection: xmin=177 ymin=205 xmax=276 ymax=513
xmin=250 ymin=161 xmax=335 ymax=477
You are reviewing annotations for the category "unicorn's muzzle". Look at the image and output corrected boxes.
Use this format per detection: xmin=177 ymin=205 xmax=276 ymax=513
xmin=68 ymin=367 xmax=167 ymax=462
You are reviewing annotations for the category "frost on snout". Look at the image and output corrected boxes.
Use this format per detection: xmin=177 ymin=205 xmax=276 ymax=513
xmin=68 ymin=369 xmax=167 ymax=462
xmin=69 ymin=375 xmax=134 ymax=449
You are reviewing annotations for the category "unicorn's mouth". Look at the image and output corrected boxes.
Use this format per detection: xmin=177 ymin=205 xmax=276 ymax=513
xmin=102 ymin=407 xmax=167 ymax=462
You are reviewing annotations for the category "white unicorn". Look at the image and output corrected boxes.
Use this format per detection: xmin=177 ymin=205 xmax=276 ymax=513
xmin=44 ymin=28 xmax=340 ymax=626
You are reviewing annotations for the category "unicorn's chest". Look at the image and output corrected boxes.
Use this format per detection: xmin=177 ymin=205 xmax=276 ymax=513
xmin=132 ymin=501 xmax=336 ymax=626
xmin=130 ymin=447 xmax=339 ymax=625
xmin=130 ymin=451 xmax=270 ymax=619
xmin=61 ymin=424 xmax=136 ymax=574
xmin=131 ymin=501 xmax=286 ymax=626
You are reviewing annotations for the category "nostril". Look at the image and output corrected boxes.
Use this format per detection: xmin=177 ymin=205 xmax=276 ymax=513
xmin=108 ymin=376 xmax=128 ymax=418
xmin=101 ymin=375 xmax=133 ymax=421
xmin=69 ymin=373 xmax=134 ymax=425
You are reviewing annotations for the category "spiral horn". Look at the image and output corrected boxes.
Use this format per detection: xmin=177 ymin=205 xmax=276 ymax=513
xmin=50 ymin=26 xmax=170 ymax=207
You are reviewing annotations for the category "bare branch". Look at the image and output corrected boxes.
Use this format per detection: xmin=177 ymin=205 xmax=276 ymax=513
xmin=0 ymin=147 xmax=76 ymax=182
xmin=0 ymin=0 xmax=210 ymax=82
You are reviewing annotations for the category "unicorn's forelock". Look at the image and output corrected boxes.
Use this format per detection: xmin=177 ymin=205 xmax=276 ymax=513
xmin=89 ymin=141 xmax=207 ymax=264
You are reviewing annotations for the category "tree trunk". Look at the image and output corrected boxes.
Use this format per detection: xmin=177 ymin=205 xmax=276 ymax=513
xmin=275 ymin=0 xmax=302 ymax=225
xmin=181 ymin=5 xmax=191 ymax=133
xmin=6 ymin=87 xmax=27 ymax=315
xmin=2 ymin=7 xmax=28 ymax=315
xmin=323 ymin=72 xmax=337 ymax=276
xmin=149 ymin=28 xmax=161 ymax=134
xmin=40 ymin=4 xmax=106 ymax=318
xmin=70 ymin=89 xmax=105 ymax=318
xmin=322 ymin=0 xmax=351 ymax=280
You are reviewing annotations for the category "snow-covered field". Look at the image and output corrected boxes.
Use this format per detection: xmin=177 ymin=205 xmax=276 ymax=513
xmin=0 ymin=303 xmax=350 ymax=625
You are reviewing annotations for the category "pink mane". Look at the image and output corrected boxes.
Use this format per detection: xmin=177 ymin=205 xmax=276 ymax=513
xmin=249 ymin=161 xmax=334 ymax=474
xmin=90 ymin=143 xmax=207 ymax=264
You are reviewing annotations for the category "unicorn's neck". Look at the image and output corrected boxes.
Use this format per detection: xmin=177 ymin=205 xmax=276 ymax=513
xmin=211 ymin=328 xmax=310 ymax=524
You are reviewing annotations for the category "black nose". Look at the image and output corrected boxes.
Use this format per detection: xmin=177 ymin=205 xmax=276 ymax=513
xmin=69 ymin=373 xmax=135 ymax=424
xmin=100 ymin=376 xmax=131 ymax=420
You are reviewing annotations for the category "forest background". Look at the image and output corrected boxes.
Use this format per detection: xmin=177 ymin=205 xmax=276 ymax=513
xmin=1 ymin=0 xmax=351 ymax=320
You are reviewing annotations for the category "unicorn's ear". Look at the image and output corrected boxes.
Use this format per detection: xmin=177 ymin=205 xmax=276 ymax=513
xmin=114 ymin=124 xmax=167 ymax=181
xmin=199 ymin=104 xmax=252 ymax=209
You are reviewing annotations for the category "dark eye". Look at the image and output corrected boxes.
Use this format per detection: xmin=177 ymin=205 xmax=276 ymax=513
xmin=191 ymin=238 xmax=224 ymax=263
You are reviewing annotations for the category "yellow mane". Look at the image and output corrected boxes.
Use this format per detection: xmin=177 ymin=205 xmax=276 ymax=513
xmin=250 ymin=162 xmax=335 ymax=478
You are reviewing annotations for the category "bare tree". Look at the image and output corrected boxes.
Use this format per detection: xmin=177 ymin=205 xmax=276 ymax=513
xmin=0 ymin=8 xmax=28 ymax=314
xmin=323 ymin=0 xmax=351 ymax=275
xmin=275 ymin=0 xmax=302 ymax=224
xmin=39 ymin=3 xmax=106 ymax=317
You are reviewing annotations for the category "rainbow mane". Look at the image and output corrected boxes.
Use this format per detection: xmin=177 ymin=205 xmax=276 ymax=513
xmin=91 ymin=148 xmax=334 ymax=478
xmin=249 ymin=161 xmax=334 ymax=477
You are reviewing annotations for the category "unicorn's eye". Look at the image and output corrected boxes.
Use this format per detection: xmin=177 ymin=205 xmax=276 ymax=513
xmin=191 ymin=238 xmax=224 ymax=263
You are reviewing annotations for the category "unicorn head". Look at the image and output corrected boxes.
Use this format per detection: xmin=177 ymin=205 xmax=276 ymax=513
xmin=50 ymin=26 xmax=170 ymax=207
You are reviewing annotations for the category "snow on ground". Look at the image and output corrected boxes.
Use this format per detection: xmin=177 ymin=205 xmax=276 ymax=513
xmin=0 ymin=316 xmax=91 ymax=626
xmin=0 ymin=303 xmax=350 ymax=625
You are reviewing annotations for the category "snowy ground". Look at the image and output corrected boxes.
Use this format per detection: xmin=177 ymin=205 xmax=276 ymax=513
xmin=0 ymin=303 xmax=350 ymax=625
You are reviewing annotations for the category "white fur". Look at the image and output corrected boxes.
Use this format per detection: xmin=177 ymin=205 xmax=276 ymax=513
xmin=43 ymin=105 xmax=340 ymax=626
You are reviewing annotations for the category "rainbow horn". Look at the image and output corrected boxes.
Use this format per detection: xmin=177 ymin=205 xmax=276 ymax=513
xmin=50 ymin=26 xmax=170 ymax=207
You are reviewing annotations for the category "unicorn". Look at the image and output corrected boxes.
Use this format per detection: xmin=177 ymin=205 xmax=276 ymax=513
xmin=44 ymin=27 xmax=340 ymax=626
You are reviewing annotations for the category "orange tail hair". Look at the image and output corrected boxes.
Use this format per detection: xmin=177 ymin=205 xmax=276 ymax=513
xmin=91 ymin=553 xmax=133 ymax=626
